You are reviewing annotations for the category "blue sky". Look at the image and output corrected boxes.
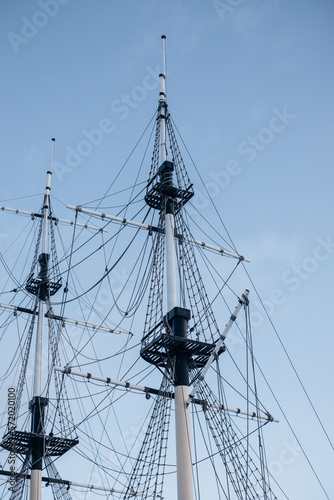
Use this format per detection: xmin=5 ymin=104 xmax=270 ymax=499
xmin=0 ymin=1 xmax=334 ymax=498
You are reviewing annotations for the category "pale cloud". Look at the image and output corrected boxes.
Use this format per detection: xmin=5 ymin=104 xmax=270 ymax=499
xmin=227 ymin=0 xmax=307 ymax=71
xmin=229 ymin=3 xmax=268 ymax=34
xmin=241 ymin=230 xmax=303 ymax=267
xmin=25 ymin=144 xmax=40 ymax=166
xmin=134 ymin=3 xmax=216 ymax=60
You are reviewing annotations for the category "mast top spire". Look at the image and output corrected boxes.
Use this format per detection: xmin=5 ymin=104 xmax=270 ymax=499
xmin=40 ymin=137 xmax=55 ymax=254
xmin=159 ymin=36 xmax=167 ymax=105
xmin=161 ymin=35 xmax=166 ymax=78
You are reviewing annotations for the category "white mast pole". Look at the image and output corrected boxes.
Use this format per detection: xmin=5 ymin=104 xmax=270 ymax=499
xmin=30 ymin=138 xmax=55 ymax=500
xmin=159 ymin=36 xmax=194 ymax=500
xmin=160 ymin=36 xmax=177 ymax=312
xmin=32 ymin=140 xmax=54 ymax=398
xmin=160 ymin=35 xmax=167 ymax=164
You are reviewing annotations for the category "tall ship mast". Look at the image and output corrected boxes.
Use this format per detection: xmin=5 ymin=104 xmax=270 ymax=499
xmin=2 ymin=36 xmax=330 ymax=500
